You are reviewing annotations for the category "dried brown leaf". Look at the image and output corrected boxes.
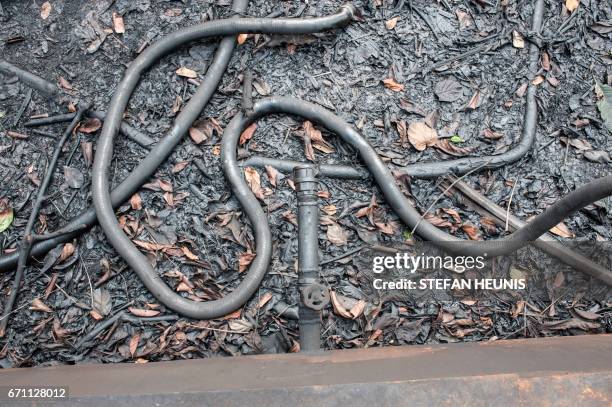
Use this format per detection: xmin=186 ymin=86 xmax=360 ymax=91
xmin=238 ymin=252 xmax=256 ymax=273
xmin=383 ymin=78 xmax=404 ymax=92
xmin=112 ymin=12 xmax=125 ymax=34
xmin=31 ymin=298 xmax=53 ymax=313
xmin=176 ymin=67 xmax=197 ymax=78
xmin=239 ymin=123 xmax=257 ymax=145
xmin=128 ymin=307 xmax=160 ymax=317
xmin=407 ymin=122 xmax=438 ymax=151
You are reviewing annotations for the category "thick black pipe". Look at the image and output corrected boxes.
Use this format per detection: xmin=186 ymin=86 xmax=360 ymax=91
xmin=223 ymin=97 xmax=612 ymax=258
xmin=25 ymin=110 xmax=155 ymax=148
xmin=294 ymin=165 xmax=322 ymax=352
xmin=396 ymin=0 xmax=543 ymax=178
xmin=0 ymin=0 xmax=251 ymax=273
xmin=450 ymin=179 xmax=612 ymax=286
xmin=90 ymin=5 xmax=357 ymax=319
xmin=0 ymin=59 xmax=58 ymax=96
xmin=241 ymin=156 xmax=368 ymax=179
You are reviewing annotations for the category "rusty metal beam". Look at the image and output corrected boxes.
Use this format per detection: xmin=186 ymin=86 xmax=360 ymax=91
xmin=0 ymin=335 xmax=610 ymax=406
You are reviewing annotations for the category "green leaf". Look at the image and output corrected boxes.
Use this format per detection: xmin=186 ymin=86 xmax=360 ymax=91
xmin=596 ymin=83 xmax=612 ymax=133
xmin=450 ymin=135 xmax=464 ymax=143
xmin=402 ymin=230 xmax=413 ymax=240
xmin=0 ymin=206 xmax=13 ymax=233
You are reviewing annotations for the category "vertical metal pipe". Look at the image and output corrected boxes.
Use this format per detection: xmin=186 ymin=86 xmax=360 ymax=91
xmin=294 ymin=165 xmax=321 ymax=352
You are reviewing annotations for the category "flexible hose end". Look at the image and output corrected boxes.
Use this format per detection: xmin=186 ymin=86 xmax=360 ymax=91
xmin=340 ymin=4 xmax=361 ymax=22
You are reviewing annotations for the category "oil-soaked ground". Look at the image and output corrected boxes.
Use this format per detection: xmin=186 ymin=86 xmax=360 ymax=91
xmin=0 ymin=0 xmax=610 ymax=367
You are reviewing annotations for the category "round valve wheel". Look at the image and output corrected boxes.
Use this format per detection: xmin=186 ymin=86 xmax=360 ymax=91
xmin=301 ymin=284 xmax=330 ymax=311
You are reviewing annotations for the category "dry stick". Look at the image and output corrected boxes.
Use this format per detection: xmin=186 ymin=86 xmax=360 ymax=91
xmin=443 ymin=177 xmax=612 ymax=286
xmin=504 ymin=180 xmax=518 ymax=232
xmin=0 ymin=103 xmax=89 ymax=337
xmin=410 ymin=158 xmax=493 ymax=237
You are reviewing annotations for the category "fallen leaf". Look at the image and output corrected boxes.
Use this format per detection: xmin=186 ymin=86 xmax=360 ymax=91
xmin=330 ymin=291 xmax=365 ymax=319
xmin=78 ymin=117 xmax=102 ymax=133
xmin=63 ymin=166 xmax=84 ymax=189
xmin=512 ymin=30 xmax=524 ymax=48
xmin=181 ymin=246 xmax=199 ymax=261
xmin=461 ymin=223 xmax=482 ymax=240
xmin=407 ymin=122 xmax=438 ymax=151
xmin=435 ymin=78 xmax=464 ymax=102
xmin=40 ymin=1 xmax=51 ymax=20
xmin=244 ymin=167 xmax=264 ymax=199
xmin=532 ymin=75 xmax=545 ymax=85
xmin=583 ymin=150 xmax=611 ymax=163
xmin=238 ymin=252 xmax=256 ymax=273
xmin=237 ymin=33 xmax=248 ymax=44
xmin=541 ymin=52 xmax=551 ymax=71
xmin=112 ymin=12 xmax=125 ymax=34
xmin=542 ymin=318 xmax=599 ymax=331
xmin=595 ymin=83 xmax=612 ymax=132
xmin=92 ymin=288 xmax=112 ymax=316
xmin=0 ymin=199 xmax=13 ymax=233
xmin=253 ymin=78 xmax=271 ymax=96
xmin=467 ymin=90 xmax=481 ymax=109
xmin=435 ymin=139 xmax=473 ymax=156
xmin=322 ymin=205 xmax=337 ymax=215
xmin=264 ymin=165 xmax=279 ymax=187
xmin=81 ymin=141 xmax=93 ymax=167
xmin=483 ymin=128 xmax=504 ymax=140
xmin=383 ymin=78 xmax=404 ymax=92
xmin=257 ymin=292 xmax=273 ymax=309
xmin=549 ymin=222 xmax=574 ymax=238
xmin=128 ymin=307 xmax=160 ymax=317
xmin=304 ymin=121 xmax=334 ymax=154
xmin=176 ymin=67 xmax=197 ymax=78
xmin=515 ymin=83 xmax=528 ymax=97
xmin=129 ymin=333 xmax=140 ymax=357
xmin=565 ymin=0 xmax=580 ymax=12
xmin=327 ymin=223 xmax=348 ymax=245
xmin=130 ymin=193 xmax=142 ymax=210
xmin=58 ymin=76 xmax=73 ymax=91
xmin=31 ymin=298 xmax=53 ymax=313
xmin=385 ymin=17 xmax=399 ymax=30
xmin=239 ymin=123 xmax=257 ymax=145
xmin=172 ymin=161 xmax=189 ymax=173
xmin=158 ymin=179 xmax=173 ymax=192
xmin=573 ymin=308 xmax=600 ymax=321
xmin=59 ymin=243 xmax=75 ymax=263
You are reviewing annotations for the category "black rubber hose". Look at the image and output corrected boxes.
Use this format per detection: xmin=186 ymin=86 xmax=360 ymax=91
xmin=222 ymin=96 xmax=612 ymax=258
xmin=0 ymin=0 xmax=251 ymax=273
xmin=396 ymin=0 xmax=543 ymax=178
xmin=90 ymin=5 xmax=357 ymax=319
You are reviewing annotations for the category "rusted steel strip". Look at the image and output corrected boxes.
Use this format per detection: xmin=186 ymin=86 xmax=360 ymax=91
xmin=0 ymin=335 xmax=609 ymax=406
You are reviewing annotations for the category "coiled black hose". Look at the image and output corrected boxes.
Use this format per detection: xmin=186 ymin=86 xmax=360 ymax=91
xmin=0 ymin=0 xmax=250 ymax=272
xmin=223 ymin=96 xmax=612 ymax=258
xmin=90 ymin=5 xmax=357 ymax=319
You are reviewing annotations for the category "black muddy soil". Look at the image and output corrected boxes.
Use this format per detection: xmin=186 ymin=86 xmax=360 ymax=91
xmin=0 ymin=0 xmax=610 ymax=367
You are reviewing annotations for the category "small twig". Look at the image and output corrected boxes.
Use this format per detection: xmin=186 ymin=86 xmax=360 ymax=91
xmin=0 ymin=102 xmax=89 ymax=337
xmin=12 ymin=88 xmax=32 ymax=127
xmin=409 ymin=4 xmax=440 ymax=42
xmin=504 ymin=180 xmax=518 ymax=232
xmin=410 ymin=159 xmax=493 ymax=237
xmin=320 ymin=245 xmax=366 ymax=266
